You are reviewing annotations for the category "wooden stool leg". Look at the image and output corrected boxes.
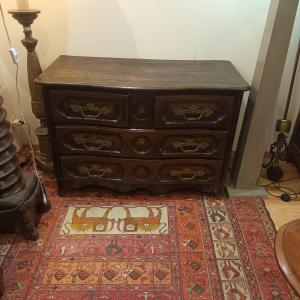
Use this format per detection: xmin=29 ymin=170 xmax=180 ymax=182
xmin=21 ymin=208 xmax=39 ymax=241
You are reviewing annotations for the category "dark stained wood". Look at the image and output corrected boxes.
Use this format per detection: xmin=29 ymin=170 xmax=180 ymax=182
xmin=49 ymin=89 xmax=129 ymax=127
xmin=35 ymin=56 xmax=250 ymax=91
xmin=129 ymin=93 xmax=154 ymax=129
xmin=37 ymin=56 xmax=249 ymax=195
xmin=155 ymin=94 xmax=235 ymax=129
xmin=289 ymin=108 xmax=300 ymax=172
xmin=55 ymin=126 xmax=228 ymax=159
xmin=275 ymin=219 xmax=300 ymax=296
xmin=61 ymin=156 xmax=223 ymax=193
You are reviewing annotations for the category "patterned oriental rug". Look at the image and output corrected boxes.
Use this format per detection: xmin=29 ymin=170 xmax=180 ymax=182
xmin=0 ymin=176 xmax=297 ymax=300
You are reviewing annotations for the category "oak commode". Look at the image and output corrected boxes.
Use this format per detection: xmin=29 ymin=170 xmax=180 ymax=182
xmin=36 ymin=56 xmax=249 ymax=194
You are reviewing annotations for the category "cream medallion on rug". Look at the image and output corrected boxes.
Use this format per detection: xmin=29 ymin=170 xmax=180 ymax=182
xmin=60 ymin=205 xmax=169 ymax=235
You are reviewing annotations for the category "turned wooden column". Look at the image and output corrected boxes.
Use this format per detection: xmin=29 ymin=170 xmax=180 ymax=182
xmin=0 ymin=97 xmax=25 ymax=197
xmin=0 ymin=95 xmax=51 ymax=240
xmin=8 ymin=9 xmax=53 ymax=173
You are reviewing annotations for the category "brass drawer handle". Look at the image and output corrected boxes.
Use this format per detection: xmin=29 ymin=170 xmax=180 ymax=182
xmin=172 ymin=139 xmax=210 ymax=153
xmin=74 ymin=136 xmax=112 ymax=150
xmin=70 ymin=103 xmax=111 ymax=119
xmin=170 ymin=168 xmax=205 ymax=181
xmin=173 ymin=105 xmax=214 ymax=121
xmin=78 ymin=166 xmax=113 ymax=178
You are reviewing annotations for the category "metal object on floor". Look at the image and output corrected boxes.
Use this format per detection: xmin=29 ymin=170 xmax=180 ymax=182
xmin=263 ymin=39 xmax=300 ymax=182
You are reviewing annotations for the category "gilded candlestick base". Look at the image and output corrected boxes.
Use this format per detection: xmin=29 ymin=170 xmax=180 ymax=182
xmin=8 ymin=9 xmax=41 ymax=26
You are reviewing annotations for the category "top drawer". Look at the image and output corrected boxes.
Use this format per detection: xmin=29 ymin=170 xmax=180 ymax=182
xmin=48 ymin=89 xmax=129 ymax=127
xmin=155 ymin=94 xmax=235 ymax=129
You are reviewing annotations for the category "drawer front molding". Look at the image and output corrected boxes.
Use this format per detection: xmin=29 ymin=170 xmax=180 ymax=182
xmin=155 ymin=95 xmax=235 ymax=128
xmin=61 ymin=156 xmax=222 ymax=191
xmin=59 ymin=130 xmax=123 ymax=154
xmin=49 ymin=90 xmax=128 ymax=127
xmin=161 ymin=135 xmax=222 ymax=156
xmin=56 ymin=126 xmax=227 ymax=159
xmin=67 ymin=162 xmax=124 ymax=181
xmin=160 ymin=165 xmax=215 ymax=182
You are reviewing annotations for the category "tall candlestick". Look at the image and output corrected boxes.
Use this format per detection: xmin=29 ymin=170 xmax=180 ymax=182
xmin=8 ymin=8 xmax=54 ymax=174
xmin=16 ymin=0 xmax=30 ymax=10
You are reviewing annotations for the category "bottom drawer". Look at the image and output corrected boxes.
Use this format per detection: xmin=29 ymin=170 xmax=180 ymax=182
xmin=60 ymin=156 xmax=223 ymax=193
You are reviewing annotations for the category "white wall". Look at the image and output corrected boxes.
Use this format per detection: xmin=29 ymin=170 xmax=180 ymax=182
xmin=2 ymin=0 xmax=295 ymax=150
xmin=0 ymin=0 xmax=68 ymax=145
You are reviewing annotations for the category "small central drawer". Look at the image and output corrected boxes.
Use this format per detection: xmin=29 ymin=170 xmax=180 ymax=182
xmin=55 ymin=126 xmax=228 ymax=159
xmin=155 ymin=94 xmax=235 ymax=129
xmin=49 ymin=89 xmax=129 ymax=127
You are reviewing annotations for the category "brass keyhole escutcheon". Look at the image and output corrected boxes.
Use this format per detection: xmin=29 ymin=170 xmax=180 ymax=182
xmin=133 ymin=166 xmax=150 ymax=181
xmin=138 ymin=105 xmax=145 ymax=115
xmin=138 ymin=138 xmax=146 ymax=145
xmin=131 ymin=136 xmax=152 ymax=154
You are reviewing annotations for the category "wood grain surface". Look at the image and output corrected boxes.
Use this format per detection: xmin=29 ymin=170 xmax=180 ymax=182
xmin=36 ymin=56 xmax=250 ymax=91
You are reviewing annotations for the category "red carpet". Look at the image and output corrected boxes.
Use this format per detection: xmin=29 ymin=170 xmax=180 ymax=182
xmin=0 ymin=176 xmax=296 ymax=299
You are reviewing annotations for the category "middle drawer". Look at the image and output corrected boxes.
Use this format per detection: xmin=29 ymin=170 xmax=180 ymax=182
xmin=55 ymin=125 xmax=228 ymax=159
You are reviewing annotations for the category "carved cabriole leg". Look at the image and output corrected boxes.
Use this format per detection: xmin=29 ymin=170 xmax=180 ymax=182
xmin=8 ymin=9 xmax=54 ymax=173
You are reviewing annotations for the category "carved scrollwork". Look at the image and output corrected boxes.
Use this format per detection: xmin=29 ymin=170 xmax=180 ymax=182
xmin=172 ymin=139 xmax=210 ymax=153
xmin=77 ymin=165 xmax=114 ymax=178
xmin=70 ymin=103 xmax=112 ymax=119
xmin=170 ymin=168 xmax=206 ymax=181
xmin=73 ymin=136 xmax=113 ymax=150
xmin=173 ymin=105 xmax=214 ymax=121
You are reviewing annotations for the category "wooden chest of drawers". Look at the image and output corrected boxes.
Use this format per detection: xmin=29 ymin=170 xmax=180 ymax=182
xmin=36 ymin=56 xmax=249 ymax=194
